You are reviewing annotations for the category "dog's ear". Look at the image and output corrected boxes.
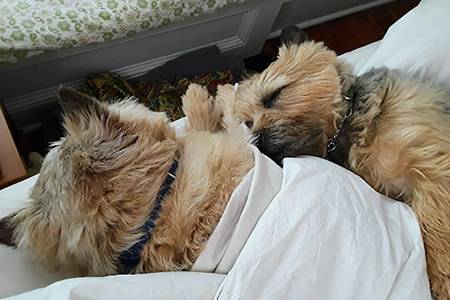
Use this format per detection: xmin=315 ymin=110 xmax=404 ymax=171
xmin=58 ymin=87 xmax=106 ymax=125
xmin=57 ymin=87 xmax=121 ymax=137
xmin=58 ymin=87 xmax=138 ymax=171
xmin=335 ymin=59 xmax=356 ymax=93
xmin=280 ymin=25 xmax=308 ymax=46
xmin=0 ymin=213 xmax=17 ymax=247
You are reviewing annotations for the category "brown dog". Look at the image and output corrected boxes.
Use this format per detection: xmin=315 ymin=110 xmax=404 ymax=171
xmin=0 ymin=84 xmax=253 ymax=276
xmin=229 ymin=26 xmax=450 ymax=299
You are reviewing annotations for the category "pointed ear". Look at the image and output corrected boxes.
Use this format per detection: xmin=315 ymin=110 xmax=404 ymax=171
xmin=57 ymin=88 xmax=139 ymax=172
xmin=58 ymin=87 xmax=106 ymax=121
xmin=280 ymin=25 xmax=309 ymax=46
xmin=335 ymin=59 xmax=356 ymax=92
xmin=0 ymin=213 xmax=17 ymax=247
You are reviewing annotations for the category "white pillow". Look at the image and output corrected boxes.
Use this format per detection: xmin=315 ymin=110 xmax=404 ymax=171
xmin=356 ymin=0 xmax=450 ymax=90
xmin=339 ymin=41 xmax=381 ymax=74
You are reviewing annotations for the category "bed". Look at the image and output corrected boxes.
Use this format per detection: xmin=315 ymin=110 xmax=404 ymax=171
xmin=1 ymin=0 xmax=450 ymax=298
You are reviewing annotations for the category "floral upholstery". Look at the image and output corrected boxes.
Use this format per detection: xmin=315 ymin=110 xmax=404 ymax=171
xmin=0 ymin=0 xmax=245 ymax=63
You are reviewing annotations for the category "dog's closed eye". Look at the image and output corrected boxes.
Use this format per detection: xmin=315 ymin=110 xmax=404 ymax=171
xmin=262 ymin=87 xmax=283 ymax=108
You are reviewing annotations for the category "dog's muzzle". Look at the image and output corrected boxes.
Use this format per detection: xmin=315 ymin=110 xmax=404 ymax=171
xmin=253 ymin=130 xmax=284 ymax=165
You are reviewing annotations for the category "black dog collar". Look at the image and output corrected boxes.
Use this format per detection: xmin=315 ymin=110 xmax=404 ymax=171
xmin=118 ymin=159 xmax=179 ymax=274
xmin=326 ymin=87 xmax=355 ymax=159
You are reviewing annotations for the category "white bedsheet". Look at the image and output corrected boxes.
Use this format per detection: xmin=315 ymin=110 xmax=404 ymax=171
xmin=7 ymin=272 xmax=225 ymax=300
xmin=1 ymin=153 xmax=430 ymax=299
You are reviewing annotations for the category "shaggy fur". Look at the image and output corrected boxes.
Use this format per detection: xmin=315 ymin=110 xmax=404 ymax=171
xmin=0 ymin=85 xmax=254 ymax=276
xmin=229 ymin=27 xmax=450 ymax=299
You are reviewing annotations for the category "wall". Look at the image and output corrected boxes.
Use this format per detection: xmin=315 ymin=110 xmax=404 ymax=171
xmin=271 ymin=0 xmax=395 ymax=35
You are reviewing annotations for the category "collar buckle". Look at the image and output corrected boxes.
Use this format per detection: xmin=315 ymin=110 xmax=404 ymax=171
xmin=326 ymin=87 xmax=355 ymax=156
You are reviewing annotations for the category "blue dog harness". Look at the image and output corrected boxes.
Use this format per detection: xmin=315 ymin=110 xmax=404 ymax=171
xmin=118 ymin=160 xmax=179 ymax=274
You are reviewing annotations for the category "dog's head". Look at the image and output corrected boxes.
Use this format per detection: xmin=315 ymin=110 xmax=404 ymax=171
xmin=233 ymin=25 xmax=354 ymax=164
xmin=0 ymin=88 xmax=177 ymax=275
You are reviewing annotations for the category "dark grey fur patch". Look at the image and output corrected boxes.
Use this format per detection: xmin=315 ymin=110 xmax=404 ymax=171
xmin=354 ymin=67 xmax=389 ymax=97
xmin=443 ymin=90 xmax=450 ymax=115
xmin=280 ymin=25 xmax=309 ymax=46
xmin=0 ymin=213 xmax=17 ymax=247
xmin=349 ymin=68 xmax=390 ymax=142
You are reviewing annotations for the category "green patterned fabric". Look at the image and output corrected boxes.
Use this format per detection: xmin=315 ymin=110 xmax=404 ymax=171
xmin=84 ymin=69 xmax=236 ymax=121
xmin=0 ymin=0 xmax=245 ymax=63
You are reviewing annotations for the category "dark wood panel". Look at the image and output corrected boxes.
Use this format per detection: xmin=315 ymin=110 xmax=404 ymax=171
xmin=246 ymin=0 xmax=420 ymax=70
xmin=304 ymin=0 xmax=420 ymax=54
xmin=0 ymin=104 xmax=27 ymax=188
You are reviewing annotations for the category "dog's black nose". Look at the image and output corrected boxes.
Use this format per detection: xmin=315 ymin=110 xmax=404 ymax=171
xmin=253 ymin=131 xmax=268 ymax=149
xmin=253 ymin=131 xmax=283 ymax=165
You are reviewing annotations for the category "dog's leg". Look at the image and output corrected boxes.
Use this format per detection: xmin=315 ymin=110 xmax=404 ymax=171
xmin=182 ymin=83 xmax=251 ymax=145
xmin=215 ymin=84 xmax=253 ymax=146
xmin=361 ymin=147 xmax=450 ymax=299
xmin=215 ymin=84 xmax=241 ymax=131
xmin=410 ymin=185 xmax=450 ymax=300
xmin=381 ymin=139 xmax=450 ymax=299
xmin=182 ymin=84 xmax=223 ymax=133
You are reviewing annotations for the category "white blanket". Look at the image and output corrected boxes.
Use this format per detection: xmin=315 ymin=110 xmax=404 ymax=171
xmin=1 ymin=151 xmax=431 ymax=299
xmin=214 ymin=157 xmax=430 ymax=300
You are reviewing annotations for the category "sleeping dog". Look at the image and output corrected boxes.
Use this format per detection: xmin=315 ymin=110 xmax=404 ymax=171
xmin=228 ymin=25 xmax=450 ymax=299
xmin=0 ymin=84 xmax=253 ymax=276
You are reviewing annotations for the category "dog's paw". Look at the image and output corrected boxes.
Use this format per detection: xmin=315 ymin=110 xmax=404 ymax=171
xmin=215 ymin=84 xmax=235 ymax=110
xmin=182 ymin=84 xmax=214 ymax=117
xmin=182 ymin=84 xmax=209 ymax=108
xmin=182 ymin=84 xmax=222 ymax=132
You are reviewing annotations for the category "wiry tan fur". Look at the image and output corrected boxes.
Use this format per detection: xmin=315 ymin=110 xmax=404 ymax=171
xmin=348 ymin=70 xmax=450 ymax=300
xmin=229 ymin=39 xmax=450 ymax=299
xmin=0 ymin=84 xmax=253 ymax=276
xmin=233 ymin=42 xmax=350 ymax=162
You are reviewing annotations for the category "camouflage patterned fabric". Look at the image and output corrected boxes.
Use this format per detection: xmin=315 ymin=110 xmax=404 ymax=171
xmin=84 ymin=69 xmax=235 ymax=121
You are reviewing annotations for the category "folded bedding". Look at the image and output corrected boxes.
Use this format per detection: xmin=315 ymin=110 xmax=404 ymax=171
xmin=0 ymin=0 xmax=245 ymax=64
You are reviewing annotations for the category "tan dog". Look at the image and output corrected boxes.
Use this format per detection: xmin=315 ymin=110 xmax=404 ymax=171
xmin=0 ymin=84 xmax=253 ymax=276
xmin=229 ymin=26 xmax=450 ymax=299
